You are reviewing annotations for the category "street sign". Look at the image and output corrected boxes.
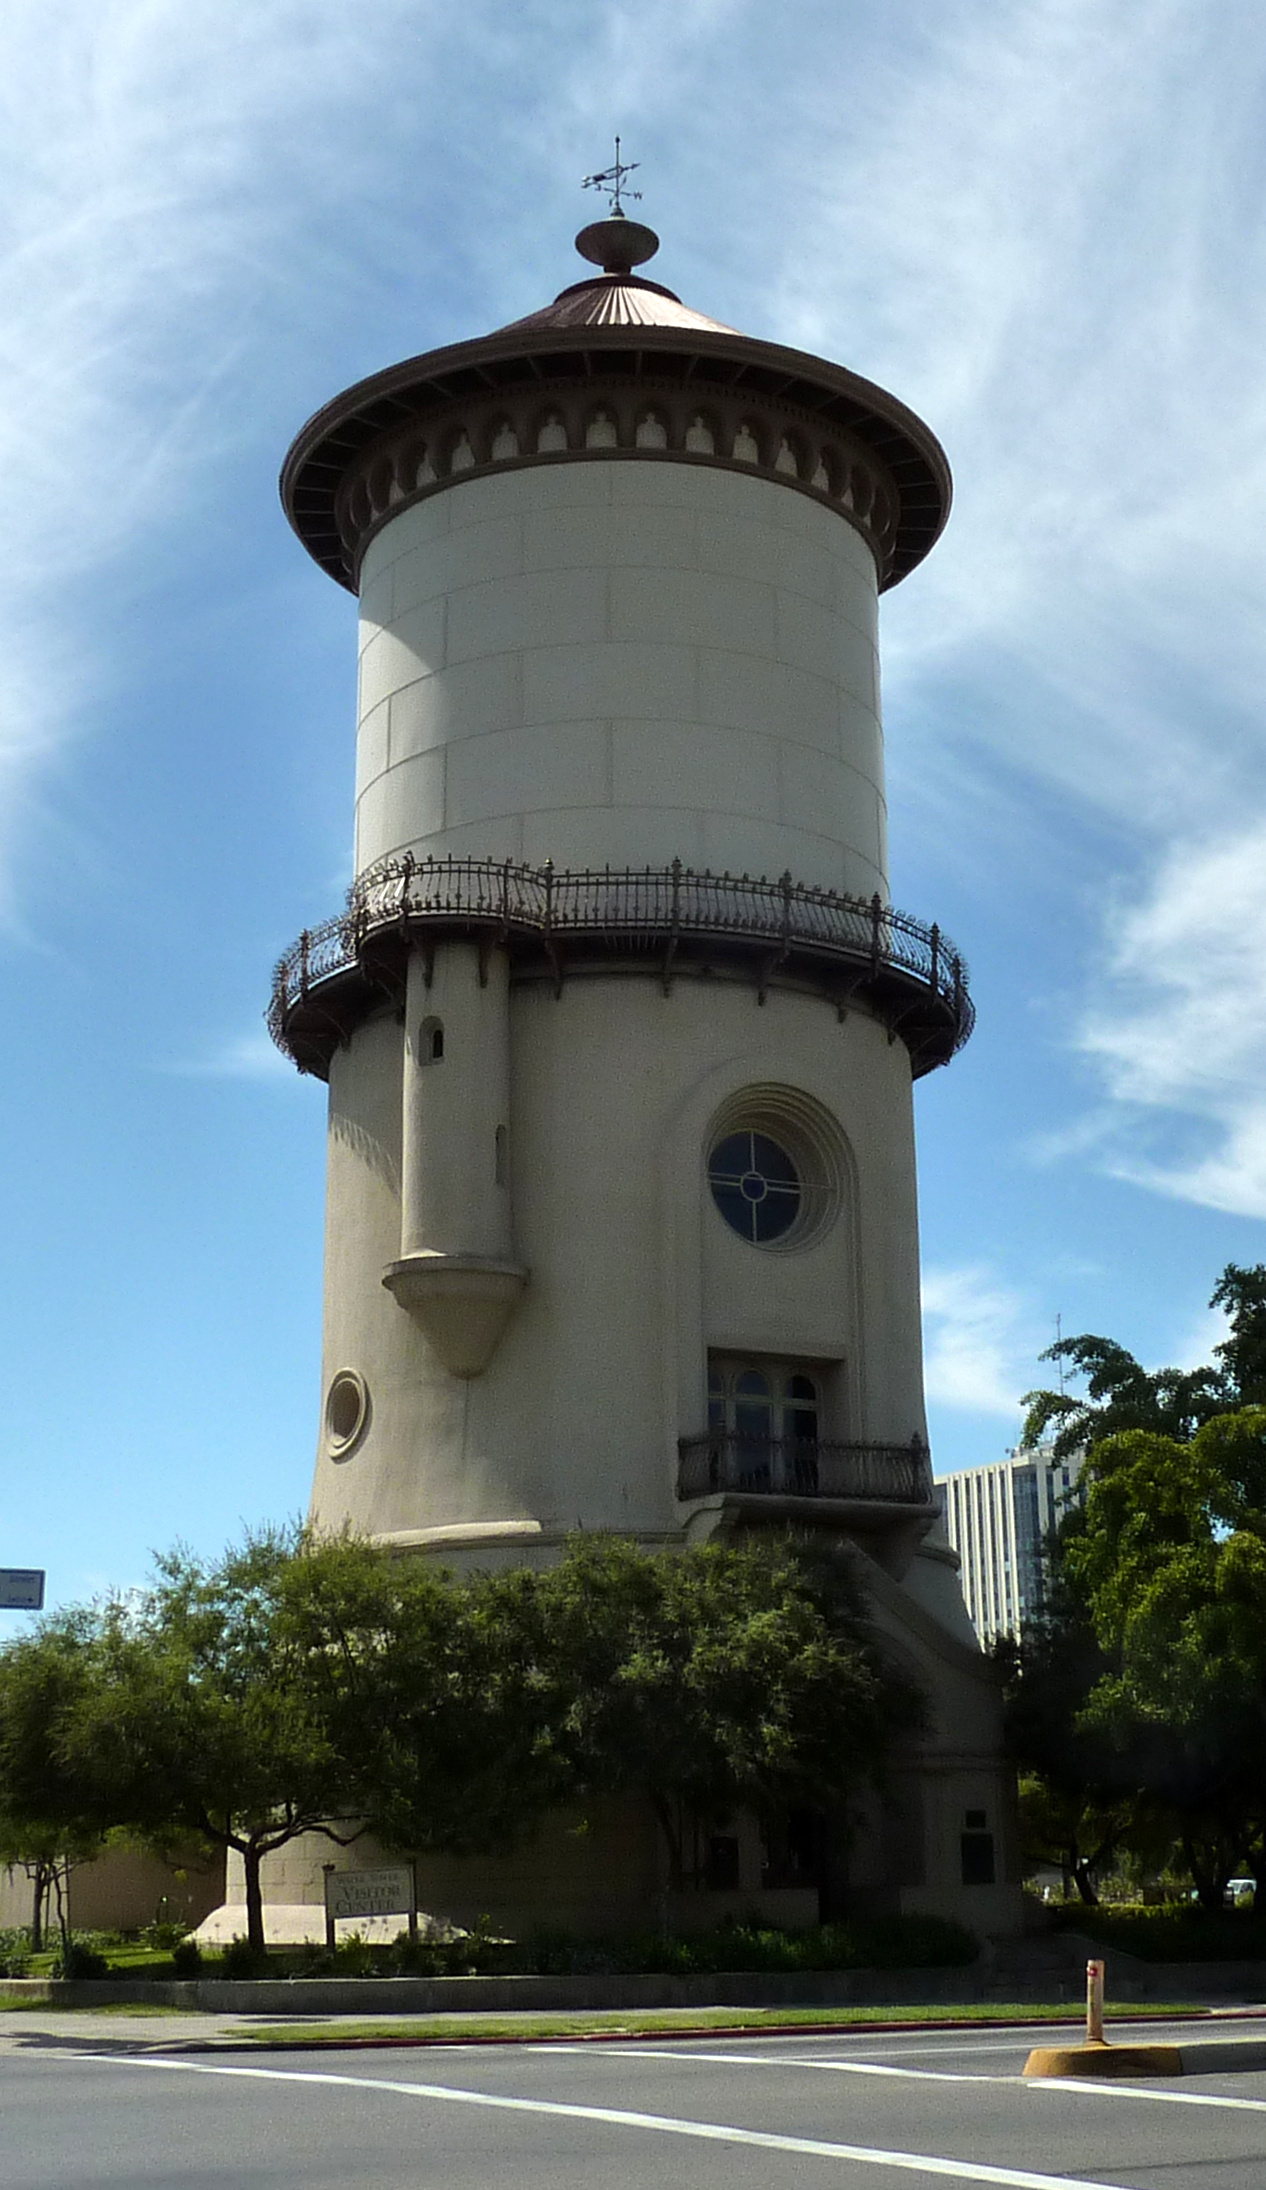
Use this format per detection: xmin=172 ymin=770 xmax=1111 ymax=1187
xmin=0 ymin=1570 xmax=44 ymax=1611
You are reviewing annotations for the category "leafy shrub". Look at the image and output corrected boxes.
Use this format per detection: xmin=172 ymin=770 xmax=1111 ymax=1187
xmin=56 ymin=1942 xmax=109 ymax=1979
xmin=218 ymin=1936 xmax=270 ymax=1979
xmin=1048 ymin=1900 xmax=1266 ymax=1962
xmin=518 ymin=1914 xmax=976 ymax=1978
xmin=144 ymin=1921 xmax=193 ymax=1951
xmin=170 ymin=1939 xmax=203 ymax=1976
xmin=854 ymin=1913 xmax=979 ymax=1969
xmin=0 ymin=1927 xmax=31 ymax=1978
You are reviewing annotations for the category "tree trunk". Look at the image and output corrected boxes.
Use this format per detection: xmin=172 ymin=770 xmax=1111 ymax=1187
xmin=242 ymin=1844 xmax=267 ymax=1956
xmin=1072 ymin=1859 xmax=1100 ymax=1906
xmin=1182 ymin=1827 xmax=1235 ymax=1914
xmin=28 ymin=1863 xmax=47 ymax=1952
xmin=649 ymin=1791 xmax=685 ymax=1897
xmin=51 ymin=1859 xmax=71 ymax=1964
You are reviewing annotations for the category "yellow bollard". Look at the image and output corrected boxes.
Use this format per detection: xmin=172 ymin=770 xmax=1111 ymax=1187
xmin=1023 ymin=1957 xmax=1182 ymax=2079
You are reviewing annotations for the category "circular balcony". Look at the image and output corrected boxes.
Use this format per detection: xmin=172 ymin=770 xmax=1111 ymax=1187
xmin=267 ymin=857 xmax=974 ymax=1080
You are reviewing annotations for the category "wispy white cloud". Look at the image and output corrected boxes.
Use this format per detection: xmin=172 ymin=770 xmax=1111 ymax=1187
xmin=738 ymin=0 xmax=1266 ymax=1220
xmin=771 ymin=0 xmax=1266 ymax=842
xmin=922 ymin=1263 xmax=1036 ymax=1421
xmin=0 ymin=0 xmax=432 ymax=915
xmin=1075 ymin=824 xmax=1266 ymax=1217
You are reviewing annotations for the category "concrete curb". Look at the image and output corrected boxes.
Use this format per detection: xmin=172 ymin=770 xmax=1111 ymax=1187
xmin=0 ymin=1966 xmax=999 ymax=2015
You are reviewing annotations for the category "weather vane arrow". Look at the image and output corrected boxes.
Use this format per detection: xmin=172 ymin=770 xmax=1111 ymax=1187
xmin=582 ymin=135 xmax=641 ymax=215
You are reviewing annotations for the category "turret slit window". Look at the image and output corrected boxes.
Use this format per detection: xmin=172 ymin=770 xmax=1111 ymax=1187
xmin=495 ymin=1124 xmax=508 ymax=1186
xmin=420 ymin=1016 xmax=444 ymax=1063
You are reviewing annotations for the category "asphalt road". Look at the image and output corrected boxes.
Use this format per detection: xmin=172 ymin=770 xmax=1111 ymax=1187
xmin=7 ymin=2018 xmax=1266 ymax=2188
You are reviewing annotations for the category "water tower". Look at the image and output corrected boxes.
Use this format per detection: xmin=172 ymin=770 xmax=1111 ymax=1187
xmin=264 ymin=178 xmax=1018 ymax=1932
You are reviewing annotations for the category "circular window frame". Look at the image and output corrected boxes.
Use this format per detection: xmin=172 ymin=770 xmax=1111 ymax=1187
xmin=324 ymin=1368 xmax=370 ymax=1459
xmin=705 ymin=1086 xmax=846 ymax=1254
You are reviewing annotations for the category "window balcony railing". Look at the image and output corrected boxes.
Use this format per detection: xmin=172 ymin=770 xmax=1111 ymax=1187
xmin=677 ymin=1433 xmax=933 ymax=1506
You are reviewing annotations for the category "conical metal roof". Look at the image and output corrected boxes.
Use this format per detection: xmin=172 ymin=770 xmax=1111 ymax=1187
xmin=280 ymin=213 xmax=951 ymax=594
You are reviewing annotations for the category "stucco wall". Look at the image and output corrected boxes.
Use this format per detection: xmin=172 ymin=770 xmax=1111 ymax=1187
xmin=353 ymin=462 xmax=886 ymax=899
xmin=311 ymin=966 xmax=926 ymax=1551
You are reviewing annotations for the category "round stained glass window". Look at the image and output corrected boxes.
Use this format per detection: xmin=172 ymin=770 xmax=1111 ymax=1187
xmin=708 ymin=1130 xmax=801 ymax=1244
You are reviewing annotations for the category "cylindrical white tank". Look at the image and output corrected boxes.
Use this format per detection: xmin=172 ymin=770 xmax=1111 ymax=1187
xmin=353 ymin=463 xmax=886 ymax=901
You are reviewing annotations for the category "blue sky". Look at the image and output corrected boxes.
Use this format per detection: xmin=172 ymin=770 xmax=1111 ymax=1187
xmin=3 ymin=0 xmax=1265 ymax=1631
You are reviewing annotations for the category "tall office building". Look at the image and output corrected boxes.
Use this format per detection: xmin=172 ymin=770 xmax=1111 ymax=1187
xmin=939 ymin=1449 xmax=1084 ymax=1646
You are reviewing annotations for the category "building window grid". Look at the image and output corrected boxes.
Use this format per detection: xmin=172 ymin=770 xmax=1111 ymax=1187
xmin=941 ymin=1447 xmax=1083 ymax=1646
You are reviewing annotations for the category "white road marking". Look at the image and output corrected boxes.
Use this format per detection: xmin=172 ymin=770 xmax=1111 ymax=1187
xmin=576 ymin=2038 xmax=1266 ymax=2112
xmin=536 ymin=2045 xmax=1003 ymax=2085
xmin=75 ymin=2049 xmax=1138 ymax=2190
xmin=1031 ymin=2077 xmax=1266 ymax=2115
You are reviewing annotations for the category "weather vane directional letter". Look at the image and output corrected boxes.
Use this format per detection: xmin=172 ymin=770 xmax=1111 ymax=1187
xmin=582 ymin=136 xmax=641 ymax=215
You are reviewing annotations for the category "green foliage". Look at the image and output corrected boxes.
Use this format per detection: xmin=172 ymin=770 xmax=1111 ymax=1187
xmin=493 ymin=1532 xmax=923 ymax=1888
xmin=519 ymin=1913 xmax=976 ymax=1976
xmin=1039 ymin=1404 xmax=1266 ymax=1908
xmin=0 ymin=1526 xmax=922 ymax=1951
xmin=141 ymin=1920 xmax=192 ymax=1951
xmin=1010 ymin=1268 xmax=1266 ymax=1912
xmin=219 ymin=1935 xmax=271 ymax=1979
xmin=0 ymin=1927 xmax=31 ymax=1977
xmin=1044 ymin=1900 xmax=1266 ymax=1962
xmin=170 ymin=1938 xmax=202 ymax=1975
xmin=1021 ymin=1262 xmax=1266 ymax=1460
xmin=55 ymin=1940 xmax=109 ymax=1979
xmin=16 ymin=1525 xmax=468 ymax=1954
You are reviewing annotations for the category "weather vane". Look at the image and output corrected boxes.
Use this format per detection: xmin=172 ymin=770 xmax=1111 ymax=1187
xmin=582 ymin=136 xmax=641 ymax=216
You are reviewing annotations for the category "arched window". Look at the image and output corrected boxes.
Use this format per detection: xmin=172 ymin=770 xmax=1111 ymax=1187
xmin=705 ymin=1359 xmax=823 ymax=1493
xmin=419 ymin=1016 xmax=444 ymax=1063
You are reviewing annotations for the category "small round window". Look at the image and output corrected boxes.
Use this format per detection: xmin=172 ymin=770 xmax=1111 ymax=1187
xmin=325 ymin=1369 xmax=369 ymax=1459
xmin=708 ymin=1130 xmax=801 ymax=1244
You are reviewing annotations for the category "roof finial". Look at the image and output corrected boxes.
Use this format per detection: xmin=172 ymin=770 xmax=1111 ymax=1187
xmin=582 ymin=136 xmax=642 ymax=218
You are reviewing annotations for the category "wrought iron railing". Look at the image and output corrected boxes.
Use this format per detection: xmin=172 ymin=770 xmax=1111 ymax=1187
xmin=677 ymin=1433 xmax=933 ymax=1505
xmin=268 ymin=856 xmax=973 ymax=1070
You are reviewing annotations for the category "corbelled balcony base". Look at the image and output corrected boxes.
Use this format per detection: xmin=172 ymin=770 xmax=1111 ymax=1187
xmin=382 ymin=1254 xmax=528 ymax=1378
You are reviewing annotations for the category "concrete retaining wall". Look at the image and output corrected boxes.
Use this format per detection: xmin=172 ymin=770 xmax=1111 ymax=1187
xmin=2 ymin=1958 xmax=1263 ymax=2015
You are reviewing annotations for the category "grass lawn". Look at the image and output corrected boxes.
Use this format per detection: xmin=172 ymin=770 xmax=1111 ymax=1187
xmin=16 ymin=1945 xmax=177 ymax=1979
xmin=229 ymin=2002 xmax=1213 ymax=2047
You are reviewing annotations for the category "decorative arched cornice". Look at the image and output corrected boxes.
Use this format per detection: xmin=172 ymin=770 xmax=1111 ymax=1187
xmin=282 ymin=323 xmax=950 ymax=595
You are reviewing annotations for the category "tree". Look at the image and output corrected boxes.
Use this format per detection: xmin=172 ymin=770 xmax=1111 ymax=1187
xmin=1208 ymin=1265 xmax=1266 ymax=1408
xmin=8 ymin=1528 xmax=579 ymax=1954
xmin=0 ymin=1527 xmax=925 ymax=1950
xmin=0 ymin=1614 xmax=115 ymax=1958
xmin=504 ymin=1532 xmax=923 ymax=1899
xmin=1061 ymin=1408 xmax=1266 ymax=1908
xmin=1020 ymin=1262 xmax=1266 ymax=1460
xmin=49 ymin=1532 xmax=367 ymax=1951
xmin=997 ymin=1564 xmax=1143 ymax=1906
xmin=302 ymin=1543 xmax=569 ymax=1866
